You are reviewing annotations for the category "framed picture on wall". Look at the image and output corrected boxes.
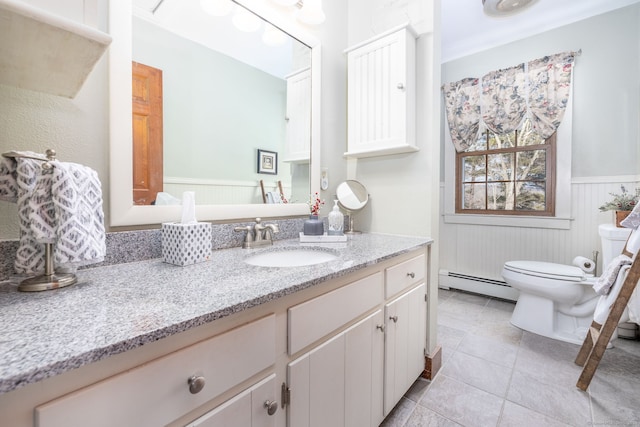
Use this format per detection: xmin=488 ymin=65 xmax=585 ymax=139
xmin=257 ymin=149 xmax=277 ymax=175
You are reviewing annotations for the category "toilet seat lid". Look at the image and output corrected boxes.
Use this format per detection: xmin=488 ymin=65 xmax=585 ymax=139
xmin=504 ymin=261 xmax=585 ymax=281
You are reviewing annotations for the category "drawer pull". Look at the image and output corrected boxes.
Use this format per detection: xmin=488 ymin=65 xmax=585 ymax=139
xmin=407 ymin=272 xmax=415 ymax=279
xmin=264 ymin=400 xmax=278 ymax=416
xmin=376 ymin=324 xmax=385 ymax=332
xmin=389 ymin=315 xmax=398 ymax=323
xmin=188 ymin=375 xmax=206 ymax=394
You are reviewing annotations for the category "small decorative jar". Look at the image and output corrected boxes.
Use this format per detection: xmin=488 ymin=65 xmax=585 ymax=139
xmin=303 ymin=215 xmax=324 ymax=235
xmin=327 ymin=200 xmax=344 ymax=235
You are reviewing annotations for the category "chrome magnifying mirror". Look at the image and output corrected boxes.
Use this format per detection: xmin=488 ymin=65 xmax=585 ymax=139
xmin=336 ymin=180 xmax=369 ymax=234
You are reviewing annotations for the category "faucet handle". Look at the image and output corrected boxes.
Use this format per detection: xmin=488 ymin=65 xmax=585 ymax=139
xmin=234 ymin=225 xmax=254 ymax=243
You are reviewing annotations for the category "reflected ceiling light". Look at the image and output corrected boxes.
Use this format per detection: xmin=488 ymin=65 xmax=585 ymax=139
xmin=271 ymin=0 xmax=299 ymax=5
xmin=482 ymin=0 xmax=539 ymax=17
xmin=232 ymin=6 xmax=262 ymax=32
xmin=200 ymin=0 xmax=234 ymax=16
xmin=297 ymin=0 xmax=325 ymax=25
xmin=262 ymin=23 xmax=288 ymax=46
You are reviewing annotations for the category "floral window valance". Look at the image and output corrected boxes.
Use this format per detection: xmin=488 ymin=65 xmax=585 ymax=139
xmin=443 ymin=51 xmax=577 ymax=152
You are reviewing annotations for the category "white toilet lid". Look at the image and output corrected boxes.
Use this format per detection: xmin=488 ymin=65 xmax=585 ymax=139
xmin=504 ymin=260 xmax=585 ymax=281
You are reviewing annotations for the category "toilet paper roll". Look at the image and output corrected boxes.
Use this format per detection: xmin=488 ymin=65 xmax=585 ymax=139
xmin=573 ymin=256 xmax=595 ymax=274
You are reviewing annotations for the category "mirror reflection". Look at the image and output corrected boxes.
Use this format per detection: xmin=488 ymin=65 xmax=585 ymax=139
xmin=131 ymin=0 xmax=312 ymax=206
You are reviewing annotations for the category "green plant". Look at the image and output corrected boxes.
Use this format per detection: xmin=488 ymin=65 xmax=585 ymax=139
xmin=599 ymin=185 xmax=640 ymax=212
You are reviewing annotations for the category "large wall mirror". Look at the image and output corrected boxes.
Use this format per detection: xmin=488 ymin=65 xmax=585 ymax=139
xmin=109 ymin=0 xmax=321 ymax=226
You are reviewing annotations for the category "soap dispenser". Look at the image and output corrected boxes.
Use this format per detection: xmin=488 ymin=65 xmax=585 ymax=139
xmin=327 ymin=200 xmax=344 ymax=235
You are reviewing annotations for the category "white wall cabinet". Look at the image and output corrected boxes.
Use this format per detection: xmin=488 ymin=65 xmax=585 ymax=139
xmin=345 ymin=24 xmax=418 ymax=158
xmin=283 ymin=67 xmax=311 ymax=163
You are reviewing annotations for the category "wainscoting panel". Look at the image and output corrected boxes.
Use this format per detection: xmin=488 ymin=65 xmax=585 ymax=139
xmin=439 ymin=178 xmax=639 ymax=297
xmin=163 ymin=178 xmax=291 ymax=205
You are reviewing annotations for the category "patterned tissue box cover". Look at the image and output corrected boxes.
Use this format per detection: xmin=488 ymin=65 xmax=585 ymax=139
xmin=161 ymin=222 xmax=212 ymax=266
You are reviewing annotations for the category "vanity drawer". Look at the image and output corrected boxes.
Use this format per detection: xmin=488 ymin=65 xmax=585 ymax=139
xmin=36 ymin=315 xmax=276 ymax=427
xmin=385 ymin=254 xmax=425 ymax=298
xmin=288 ymin=272 xmax=383 ymax=355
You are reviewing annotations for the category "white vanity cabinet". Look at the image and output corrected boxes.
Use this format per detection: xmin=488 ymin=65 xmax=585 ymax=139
xmin=285 ymin=252 xmax=428 ymax=425
xmin=383 ymin=254 xmax=427 ymax=415
xmin=3 ymin=245 xmax=431 ymax=427
xmin=344 ymin=24 xmax=418 ymax=158
xmin=35 ymin=315 xmax=277 ymax=427
xmin=283 ymin=67 xmax=311 ymax=163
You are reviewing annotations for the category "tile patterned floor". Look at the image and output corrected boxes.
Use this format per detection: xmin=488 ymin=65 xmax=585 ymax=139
xmin=381 ymin=288 xmax=640 ymax=427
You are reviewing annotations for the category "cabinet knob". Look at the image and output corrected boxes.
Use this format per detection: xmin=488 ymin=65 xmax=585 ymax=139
xmin=376 ymin=324 xmax=385 ymax=332
xmin=397 ymin=83 xmax=405 ymax=90
xmin=407 ymin=272 xmax=415 ymax=279
xmin=389 ymin=315 xmax=398 ymax=323
xmin=188 ymin=375 xmax=206 ymax=394
xmin=264 ymin=400 xmax=278 ymax=416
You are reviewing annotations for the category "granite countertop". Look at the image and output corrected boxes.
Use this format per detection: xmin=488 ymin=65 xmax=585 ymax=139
xmin=0 ymin=233 xmax=431 ymax=395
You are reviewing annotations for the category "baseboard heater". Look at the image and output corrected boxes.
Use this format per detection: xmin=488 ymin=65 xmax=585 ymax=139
xmin=439 ymin=269 xmax=519 ymax=301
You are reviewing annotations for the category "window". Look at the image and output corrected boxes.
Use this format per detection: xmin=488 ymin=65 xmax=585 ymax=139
xmin=455 ymin=118 xmax=556 ymax=216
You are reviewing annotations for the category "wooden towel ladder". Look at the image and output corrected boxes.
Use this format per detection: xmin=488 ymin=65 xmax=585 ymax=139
xmin=574 ymin=253 xmax=640 ymax=390
xmin=259 ymin=180 xmax=284 ymax=204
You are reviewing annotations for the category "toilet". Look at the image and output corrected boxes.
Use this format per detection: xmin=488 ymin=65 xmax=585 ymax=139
xmin=502 ymin=224 xmax=632 ymax=345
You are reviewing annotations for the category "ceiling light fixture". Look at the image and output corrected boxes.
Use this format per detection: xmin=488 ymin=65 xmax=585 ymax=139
xmin=482 ymin=0 xmax=539 ymax=17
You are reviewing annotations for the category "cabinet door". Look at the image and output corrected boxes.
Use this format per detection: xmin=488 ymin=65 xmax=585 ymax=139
xmin=284 ymin=68 xmax=311 ymax=162
xmin=384 ymin=283 xmax=426 ymax=415
xmin=187 ymin=374 xmax=277 ymax=427
xmin=288 ymin=310 xmax=384 ymax=427
xmin=346 ymin=27 xmax=416 ymax=157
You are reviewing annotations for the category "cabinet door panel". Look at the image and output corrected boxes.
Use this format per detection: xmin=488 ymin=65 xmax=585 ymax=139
xmin=288 ymin=311 xmax=383 ymax=427
xmin=384 ymin=283 xmax=426 ymax=415
xmin=187 ymin=389 xmax=252 ymax=427
xmin=309 ymin=334 xmax=345 ymax=427
xmin=345 ymin=310 xmax=384 ymax=427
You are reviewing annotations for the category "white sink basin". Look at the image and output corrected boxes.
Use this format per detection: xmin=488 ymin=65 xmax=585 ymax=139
xmin=244 ymin=248 xmax=338 ymax=267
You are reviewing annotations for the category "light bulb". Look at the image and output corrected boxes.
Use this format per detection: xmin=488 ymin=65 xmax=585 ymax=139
xmin=272 ymin=0 xmax=299 ymax=6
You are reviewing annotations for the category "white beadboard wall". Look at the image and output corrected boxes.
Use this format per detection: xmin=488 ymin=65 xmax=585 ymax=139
xmin=439 ymin=177 xmax=639 ymax=289
xmin=163 ymin=178 xmax=291 ymax=205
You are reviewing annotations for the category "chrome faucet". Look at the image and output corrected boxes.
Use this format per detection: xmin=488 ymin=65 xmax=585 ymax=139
xmin=234 ymin=218 xmax=279 ymax=249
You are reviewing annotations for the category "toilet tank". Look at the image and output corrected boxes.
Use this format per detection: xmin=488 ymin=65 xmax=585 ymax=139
xmin=599 ymin=223 xmax=632 ymax=267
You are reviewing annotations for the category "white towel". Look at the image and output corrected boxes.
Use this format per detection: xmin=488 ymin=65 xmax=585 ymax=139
xmin=48 ymin=161 xmax=106 ymax=268
xmin=593 ymin=254 xmax=632 ymax=296
xmin=0 ymin=155 xmax=106 ymax=274
xmin=628 ymin=286 xmax=640 ymax=325
xmin=0 ymin=157 xmax=19 ymax=203
xmin=266 ymin=191 xmax=283 ymax=204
